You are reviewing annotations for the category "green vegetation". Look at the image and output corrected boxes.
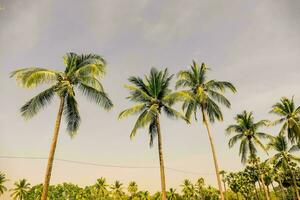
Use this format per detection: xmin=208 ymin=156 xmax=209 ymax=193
xmin=5 ymin=56 xmax=300 ymax=199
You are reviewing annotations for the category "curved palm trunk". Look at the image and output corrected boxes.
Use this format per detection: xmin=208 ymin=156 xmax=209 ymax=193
xmin=41 ymin=97 xmax=64 ymax=200
xmin=278 ymin=180 xmax=286 ymax=200
xmin=156 ymin=117 xmax=167 ymax=200
xmin=202 ymin=112 xmax=224 ymax=200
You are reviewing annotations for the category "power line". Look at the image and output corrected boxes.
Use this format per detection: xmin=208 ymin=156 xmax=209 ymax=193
xmin=0 ymin=155 xmax=214 ymax=176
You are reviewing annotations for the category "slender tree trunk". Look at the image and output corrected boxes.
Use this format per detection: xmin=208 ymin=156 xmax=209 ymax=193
xmin=41 ymin=97 xmax=65 ymax=200
xmin=223 ymin=181 xmax=227 ymax=200
xmin=266 ymin=185 xmax=271 ymax=199
xmin=254 ymin=159 xmax=270 ymax=200
xmin=254 ymin=183 xmax=259 ymax=200
xmin=271 ymin=182 xmax=278 ymax=200
xmin=156 ymin=116 xmax=167 ymax=200
xmin=278 ymin=180 xmax=286 ymax=200
xmin=202 ymin=112 xmax=224 ymax=200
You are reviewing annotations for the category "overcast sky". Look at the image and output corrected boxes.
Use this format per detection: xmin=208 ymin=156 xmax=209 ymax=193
xmin=0 ymin=0 xmax=300 ymax=196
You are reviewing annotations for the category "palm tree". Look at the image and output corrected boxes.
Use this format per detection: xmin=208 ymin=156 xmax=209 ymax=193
xmin=0 ymin=172 xmax=8 ymax=196
xmin=270 ymin=97 xmax=300 ymax=143
xmin=94 ymin=177 xmax=109 ymax=198
xmin=226 ymin=110 xmax=271 ymax=200
xmin=10 ymin=179 xmax=30 ymax=200
xmin=167 ymin=188 xmax=177 ymax=200
xmin=110 ymin=181 xmax=125 ymax=200
xmin=175 ymin=61 xmax=236 ymax=200
xmin=128 ymin=181 xmax=138 ymax=198
xmin=138 ymin=191 xmax=151 ymax=200
xmin=11 ymin=52 xmax=113 ymax=200
xmin=267 ymin=135 xmax=300 ymax=199
xmin=181 ymin=179 xmax=196 ymax=199
xmin=119 ymin=68 xmax=188 ymax=200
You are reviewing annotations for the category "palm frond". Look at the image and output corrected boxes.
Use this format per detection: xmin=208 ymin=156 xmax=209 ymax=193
xmin=78 ymin=83 xmax=113 ymax=110
xmin=20 ymin=86 xmax=56 ymax=119
xmin=124 ymin=85 xmax=153 ymax=103
xmin=63 ymin=94 xmax=81 ymax=137
xmin=163 ymin=105 xmax=189 ymax=123
xmin=118 ymin=104 xmax=146 ymax=119
xmin=11 ymin=68 xmax=59 ymax=88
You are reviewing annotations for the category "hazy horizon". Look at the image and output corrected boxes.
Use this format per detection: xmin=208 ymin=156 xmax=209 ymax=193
xmin=0 ymin=0 xmax=300 ymax=198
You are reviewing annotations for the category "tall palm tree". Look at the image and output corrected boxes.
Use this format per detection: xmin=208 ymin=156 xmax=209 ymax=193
xmin=0 ymin=172 xmax=8 ymax=196
xmin=10 ymin=179 xmax=30 ymax=200
xmin=110 ymin=180 xmax=125 ymax=200
xmin=181 ymin=179 xmax=196 ymax=199
xmin=226 ymin=110 xmax=271 ymax=200
xmin=11 ymin=52 xmax=113 ymax=200
xmin=267 ymin=135 xmax=300 ymax=199
xmin=270 ymin=97 xmax=300 ymax=143
xmin=94 ymin=177 xmax=109 ymax=198
xmin=119 ymin=68 xmax=188 ymax=200
xmin=175 ymin=61 xmax=236 ymax=200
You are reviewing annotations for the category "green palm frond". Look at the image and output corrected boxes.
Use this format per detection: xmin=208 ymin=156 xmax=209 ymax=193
xmin=78 ymin=76 xmax=104 ymax=91
xmin=124 ymin=85 xmax=154 ymax=102
xmin=228 ymin=133 xmax=244 ymax=148
xmin=78 ymin=83 xmax=113 ymax=110
xmin=118 ymin=104 xmax=147 ymax=119
xmin=20 ymin=86 xmax=56 ymax=119
xmin=207 ymin=90 xmax=231 ymax=108
xmin=163 ymin=105 xmax=189 ymax=123
xmin=130 ymin=104 xmax=159 ymax=139
xmin=10 ymin=68 xmax=59 ymax=88
xmin=64 ymin=94 xmax=81 ymax=137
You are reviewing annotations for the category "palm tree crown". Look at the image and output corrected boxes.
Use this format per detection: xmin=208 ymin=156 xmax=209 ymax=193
xmin=10 ymin=179 xmax=30 ymax=200
xmin=270 ymin=97 xmax=300 ymax=143
xmin=175 ymin=61 xmax=236 ymax=122
xmin=0 ymin=172 xmax=8 ymax=196
xmin=267 ymin=135 xmax=300 ymax=168
xmin=226 ymin=111 xmax=271 ymax=163
xmin=119 ymin=68 xmax=187 ymax=146
xmin=11 ymin=52 xmax=113 ymax=136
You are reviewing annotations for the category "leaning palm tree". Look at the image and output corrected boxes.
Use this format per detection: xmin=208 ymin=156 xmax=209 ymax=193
xmin=119 ymin=68 xmax=188 ymax=200
xmin=175 ymin=61 xmax=236 ymax=200
xmin=226 ymin=110 xmax=271 ymax=200
xmin=11 ymin=52 xmax=113 ymax=200
xmin=270 ymin=97 xmax=300 ymax=144
xmin=0 ymin=172 xmax=8 ymax=196
xmin=267 ymin=135 xmax=300 ymax=199
xmin=10 ymin=179 xmax=30 ymax=200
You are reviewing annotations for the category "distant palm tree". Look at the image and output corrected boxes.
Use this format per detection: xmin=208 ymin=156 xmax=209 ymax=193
xmin=267 ymin=135 xmax=300 ymax=199
xmin=128 ymin=181 xmax=138 ymax=198
xmin=219 ymin=170 xmax=227 ymax=199
xmin=119 ymin=68 xmax=188 ymax=200
xmin=11 ymin=52 xmax=113 ymax=200
xmin=181 ymin=179 xmax=196 ymax=199
xmin=167 ymin=188 xmax=177 ymax=200
xmin=175 ymin=61 xmax=236 ymax=200
xmin=270 ymin=97 xmax=300 ymax=143
xmin=10 ymin=179 xmax=30 ymax=200
xmin=0 ymin=172 xmax=8 ymax=196
xmin=226 ymin=110 xmax=271 ymax=200
xmin=138 ymin=191 xmax=151 ymax=200
xmin=94 ymin=177 xmax=109 ymax=197
xmin=110 ymin=180 xmax=124 ymax=200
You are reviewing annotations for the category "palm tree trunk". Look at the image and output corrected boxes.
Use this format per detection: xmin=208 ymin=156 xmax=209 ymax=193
xmin=278 ymin=180 xmax=286 ymax=200
xmin=202 ymin=112 xmax=224 ymax=200
xmin=254 ymin=160 xmax=270 ymax=200
xmin=41 ymin=97 xmax=65 ymax=200
xmin=290 ymin=169 xmax=300 ymax=200
xmin=271 ymin=182 xmax=278 ymax=200
xmin=254 ymin=183 xmax=259 ymax=200
xmin=223 ymin=181 xmax=227 ymax=200
xmin=156 ymin=116 xmax=167 ymax=200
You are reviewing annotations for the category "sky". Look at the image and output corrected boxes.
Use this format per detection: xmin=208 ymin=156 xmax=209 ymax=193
xmin=0 ymin=0 xmax=300 ymax=197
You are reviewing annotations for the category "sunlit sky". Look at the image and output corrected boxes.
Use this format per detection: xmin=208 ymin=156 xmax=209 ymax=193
xmin=0 ymin=0 xmax=300 ymax=197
